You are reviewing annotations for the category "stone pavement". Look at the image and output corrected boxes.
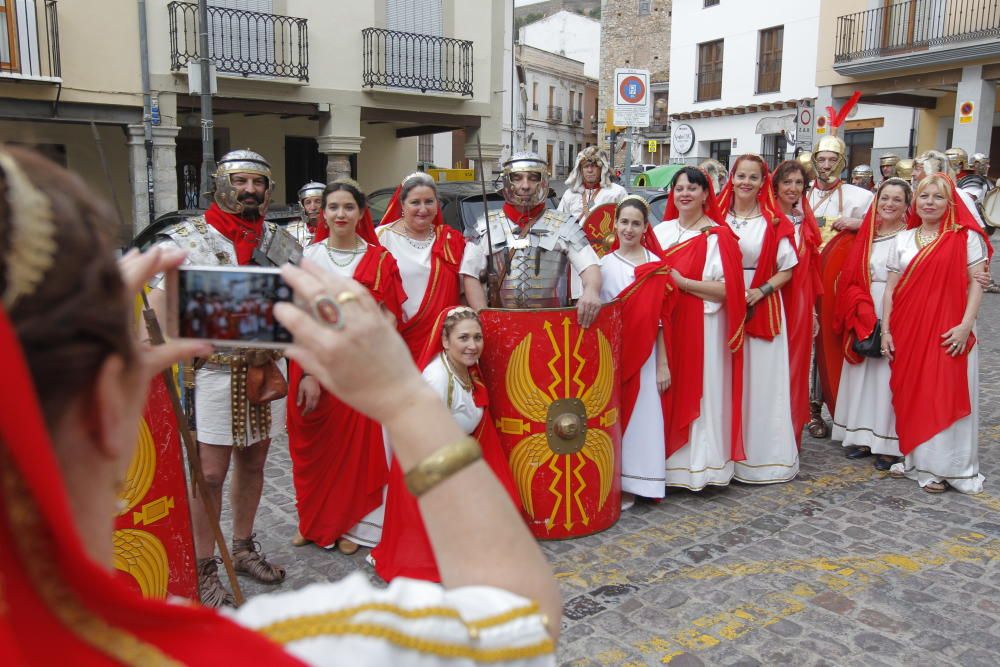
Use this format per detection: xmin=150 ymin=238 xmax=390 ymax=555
xmin=223 ymin=278 xmax=1000 ymax=667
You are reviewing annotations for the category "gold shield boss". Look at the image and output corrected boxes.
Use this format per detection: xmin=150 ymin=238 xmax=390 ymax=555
xmin=478 ymin=304 xmax=624 ymax=539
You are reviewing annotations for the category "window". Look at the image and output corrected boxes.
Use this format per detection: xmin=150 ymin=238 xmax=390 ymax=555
xmin=531 ymin=139 xmax=539 ymax=153
xmin=709 ymin=140 xmax=731 ymax=167
xmin=419 ymin=134 xmax=434 ymax=163
xmin=704 ymin=0 xmax=719 ymax=6
xmin=697 ymin=39 xmax=723 ymax=102
xmin=1 ymin=0 xmax=19 ymax=72
xmin=568 ymin=90 xmax=574 ymax=118
xmin=638 ymin=0 xmax=650 ymax=16
xmin=559 ymin=141 xmax=565 ymax=169
xmin=760 ymin=133 xmax=787 ymax=170
xmin=756 ymin=26 xmax=783 ymax=94
xmin=532 ymin=81 xmax=538 ymax=111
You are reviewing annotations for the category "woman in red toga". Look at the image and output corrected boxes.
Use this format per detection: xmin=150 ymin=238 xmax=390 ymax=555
xmin=288 ymin=179 xmax=406 ymax=553
xmin=372 ymin=306 xmax=518 ymax=582
xmin=882 ymin=173 xmax=989 ymax=494
xmin=376 ymin=172 xmax=465 ymax=358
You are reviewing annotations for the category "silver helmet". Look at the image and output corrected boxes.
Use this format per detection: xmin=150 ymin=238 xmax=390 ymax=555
xmin=213 ymin=149 xmax=274 ymax=215
xmin=502 ymin=151 xmax=549 ymax=211
xmin=851 ymin=164 xmax=874 ymax=182
xmin=971 ymin=152 xmax=990 ymax=176
xmin=297 ymin=181 xmax=326 ymax=223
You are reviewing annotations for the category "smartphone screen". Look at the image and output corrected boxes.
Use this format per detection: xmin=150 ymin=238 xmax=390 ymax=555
xmin=173 ymin=266 xmax=293 ymax=347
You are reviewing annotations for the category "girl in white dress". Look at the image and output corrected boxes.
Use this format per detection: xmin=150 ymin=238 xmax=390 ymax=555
xmin=883 ymin=173 xmax=989 ymax=494
xmin=599 ymin=196 xmax=671 ymax=504
xmin=832 ymin=179 xmax=911 ymax=469
xmin=718 ymin=155 xmax=799 ymax=484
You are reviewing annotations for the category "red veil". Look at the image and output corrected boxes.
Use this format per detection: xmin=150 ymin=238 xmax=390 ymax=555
xmin=313 ymin=208 xmax=378 ymax=245
xmin=372 ymin=307 xmax=518 ymax=583
xmin=286 ymin=245 xmax=405 ymax=547
xmin=377 ymin=184 xmax=466 ymax=358
xmin=834 ymin=199 xmax=882 ymax=363
xmin=659 ymin=180 xmax=747 ymax=461
xmin=0 ymin=309 xmax=300 ymax=664
xmin=890 ymin=176 xmax=991 ymax=455
xmin=717 ymin=155 xmax=797 ymax=340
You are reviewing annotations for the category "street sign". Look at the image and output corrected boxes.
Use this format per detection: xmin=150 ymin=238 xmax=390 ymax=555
xmin=796 ymin=100 xmax=814 ymax=150
xmin=672 ymin=124 xmax=695 ymax=155
xmin=614 ymin=68 xmax=651 ymax=128
xmin=959 ymin=100 xmax=975 ymax=124
xmin=647 ymin=139 xmax=658 ymax=153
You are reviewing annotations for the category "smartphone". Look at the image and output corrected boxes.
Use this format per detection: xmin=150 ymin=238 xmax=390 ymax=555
xmin=166 ymin=265 xmax=293 ymax=348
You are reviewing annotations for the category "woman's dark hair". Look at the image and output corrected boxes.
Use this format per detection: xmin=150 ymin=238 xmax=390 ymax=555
xmin=323 ymin=179 xmax=367 ymax=210
xmin=616 ymin=196 xmax=650 ymax=221
xmin=771 ymin=160 xmax=809 ymax=192
xmin=670 ymin=166 xmax=710 ymax=191
xmin=0 ymin=145 xmax=131 ymax=427
xmin=399 ymin=172 xmax=438 ymax=203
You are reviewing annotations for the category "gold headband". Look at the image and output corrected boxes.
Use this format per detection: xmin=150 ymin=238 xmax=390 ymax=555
xmin=617 ymin=194 xmax=649 ymax=211
xmin=0 ymin=149 xmax=56 ymax=309
xmin=447 ymin=306 xmax=476 ymax=317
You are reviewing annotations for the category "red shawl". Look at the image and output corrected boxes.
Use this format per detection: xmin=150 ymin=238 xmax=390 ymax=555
xmin=717 ymin=160 xmax=796 ymax=339
xmin=286 ymin=245 xmax=404 ymax=546
xmin=372 ymin=308 xmax=518 ymax=582
xmin=205 ymin=203 xmax=264 ymax=265
xmin=890 ymin=179 xmax=990 ymax=455
xmin=0 ymin=311 xmax=301 ymax=664
xmin=777 ymin=193 xmax=823 ymax=445
xmin=313 ymin=207 xmax=378 ymax=245
xmin=834 ymin=201 xmax=882 ymax=364
xmin=502 ymin=202 xmax=546 ymax=228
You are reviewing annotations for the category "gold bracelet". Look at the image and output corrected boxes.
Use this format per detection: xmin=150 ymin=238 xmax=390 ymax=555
xmin=404 ymin=437 xmax=482 ymax=497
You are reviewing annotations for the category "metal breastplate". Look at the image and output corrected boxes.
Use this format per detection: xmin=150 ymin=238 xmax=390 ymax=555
xmin=497 ymin=245 xmax=569 ymax=308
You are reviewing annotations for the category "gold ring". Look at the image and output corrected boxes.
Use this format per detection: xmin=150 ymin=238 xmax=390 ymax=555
xmin=312 ymin=294 xmax=344 ymax=329
xmin=335 ymin=290 xmax=360 ymax=305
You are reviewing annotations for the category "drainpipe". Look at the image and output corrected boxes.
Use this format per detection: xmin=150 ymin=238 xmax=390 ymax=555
xmin=137 ymin=0 xmax=155 ymax=229
xmin=198 ymin=0 xmax=215 ymax=208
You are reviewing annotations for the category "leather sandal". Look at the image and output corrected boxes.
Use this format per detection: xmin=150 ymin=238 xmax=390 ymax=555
xmin=923 ymin=481 xmax=948 ymax=494
xmin=336 ymin=538 xmax=360 ymax=556
xmin=197 ymin=556 xmax=235 ymax=608
xmin=232 ymin=533 xmax=286 ymax=584
xmin=845 ymin=446 xmax=872 ymax=460
xmin=291 ymin=530 xmax=309 ymax=547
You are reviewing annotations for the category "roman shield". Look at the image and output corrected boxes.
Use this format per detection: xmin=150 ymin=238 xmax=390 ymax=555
xmin=581 ymin=203 xmax=618 ymax=258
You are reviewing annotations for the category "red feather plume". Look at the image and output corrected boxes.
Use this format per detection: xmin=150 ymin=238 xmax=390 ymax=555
xmin=825 ymin=91 xmax=862 ymax=132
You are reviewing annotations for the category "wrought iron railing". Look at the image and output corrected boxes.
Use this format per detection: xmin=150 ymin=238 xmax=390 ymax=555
xmin=547 ymin=105 xmax=562 ymax=122
xmin=571 ymin=109 xmax=583 ymax=125
xmin=168 ymin=1 xmax=309 ymax=81
xmin=0 ymin=0 xmax=60 ymax=81
xmin=836 ymin=0 xmax=1000 ymax=63
xmin=362 ymin=27 xmax=473 ymax=96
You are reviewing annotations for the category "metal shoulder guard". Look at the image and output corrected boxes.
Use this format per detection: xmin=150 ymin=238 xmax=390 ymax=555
xmin=544 ymin=209 xmax=591 ymax=253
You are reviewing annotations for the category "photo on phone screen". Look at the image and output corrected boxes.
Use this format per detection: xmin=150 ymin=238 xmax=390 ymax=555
xmin=176 ymin=266 xmax=293 ymax=346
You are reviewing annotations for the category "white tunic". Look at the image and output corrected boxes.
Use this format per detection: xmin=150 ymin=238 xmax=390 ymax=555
xmin=228 ymin=572 xmax=554 ymax=666
xmin=302 ymin=241 xmax=390 ymax=546
xmin=808 ymin=182 xmax=874 ymax=244
xmin=887 ymin=229 xmax=987 ymax=494
xmin=653 ymin=220 xmax=735 ymax=491
xmin=599 ymin=249 xmax=666 ymax=498
xmin=377 ymin=222 xmax=434 ymax=322
xmin=423 ymin=355 xmax=484 ymax=435
xmin=727 ymin=214 xmax=800 ymax=484
xmin=832 ymin=232 xmax=900 ymax=455
xmin=557 ymin=182 xmax=628 ymax=220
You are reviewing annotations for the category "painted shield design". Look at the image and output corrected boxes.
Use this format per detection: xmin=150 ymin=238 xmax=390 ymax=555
xmin=816 ymin=229 xmax=857 ymax=413
xmin=581 ymin=203 xmax=618 ymax=258
xmin=113 ymin=372 xmax=198 ymax=600
xmin=479 ymin=303 xmax=623 ymax=539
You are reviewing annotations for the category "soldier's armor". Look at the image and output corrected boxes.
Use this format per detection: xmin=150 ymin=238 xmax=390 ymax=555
xmin=474 ymin=208 xmax=590 ymax=309
xmin=156 ymin=216 xmax=281 ymax=266
xmin=284 ymin=220 xmax=315 ymax=247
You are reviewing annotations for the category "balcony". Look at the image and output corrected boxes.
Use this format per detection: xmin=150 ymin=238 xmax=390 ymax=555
xmin=835 ymin=0 xmax=1000 ymax=75
xmin=571 ymin=109 xmax=583 ymax=125
xmin=0 ymin=0 xmax=61 ymax=83
xmin=168 ymin=1 xmax=309 ymax=81
xmin=362 ymin=27 xmax=473 ymax=96
xmin=547 ymin=105 xmax=563 ymax=122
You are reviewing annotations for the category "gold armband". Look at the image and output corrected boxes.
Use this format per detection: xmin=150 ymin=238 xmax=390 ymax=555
xmin=404 ymin=437 xmax=482 ymax=497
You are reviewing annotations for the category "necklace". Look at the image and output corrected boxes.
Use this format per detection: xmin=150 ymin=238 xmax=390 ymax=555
xmin=729 ymin=205 xmax=759 ymax=229
xmin=399 ymin=222 xmax=435 ymax=249
xmin=679 ymin=214 xmax=706 ymax=232
xmin=875 ymin=220 xmax=905 ymax=238
xmin=325 ymin=236 xmax=365 ymax=267
xmin=916 ymin=227 xmax=939 ymax=249
xmin=441 ymin=353 xmax=473 ymax=411
xmin=614 ymin=248 xmax=648 ymax=267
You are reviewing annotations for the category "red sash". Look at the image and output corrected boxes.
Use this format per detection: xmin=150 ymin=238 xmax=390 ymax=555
xmin=834 ymin=203 xmax=881 ymax=365
xmin=204 ymin=203 xmax=263 ymax=265
xmin=889 ymin=226 xmax=976 ymax=455
xmin=286 ymin=246 xmax=403 ymax=545
xmin=659 ymin=228 xmax=746 ymax=460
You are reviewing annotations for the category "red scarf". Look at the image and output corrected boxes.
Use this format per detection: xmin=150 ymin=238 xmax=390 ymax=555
xmin=834 ymin=202 xmax=883 ymax=364
xmin=583 ymin=181 xmax=602 ymax=191
xmin=204 ymin=203 xmax=264 ymax=265
xmin=891 ymin=179 xmax=990 ymax=455
xmin=502 ymin=202 xmax=546 ymax=228
xmin=717 ymin=163 xmax=796 ymax=340
xmin=776 ymin=193 xmax=823 ymax=445
xmin=0 ymin=311 xmax=301 ymax=665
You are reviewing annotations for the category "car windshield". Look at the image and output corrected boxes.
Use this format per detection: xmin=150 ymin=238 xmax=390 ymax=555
xmin=650 ymin=197 xmax=668 ymax=225
xmin=367 ymin=190 xmax=394 ymax=225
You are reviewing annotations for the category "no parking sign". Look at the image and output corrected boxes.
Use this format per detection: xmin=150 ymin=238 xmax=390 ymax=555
xmin=614 ymin=68 xmax=651 ymax=128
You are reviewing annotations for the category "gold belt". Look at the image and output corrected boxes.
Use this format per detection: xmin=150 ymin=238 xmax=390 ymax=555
xmin=192 ymin=349 xmax=284 ymax=447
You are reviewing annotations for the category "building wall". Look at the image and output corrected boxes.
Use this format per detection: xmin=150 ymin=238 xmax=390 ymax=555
xmin=357 ymin=122 xmax=420 ymax=190
xmin=519 ymin=10 xmax=602 ymax=78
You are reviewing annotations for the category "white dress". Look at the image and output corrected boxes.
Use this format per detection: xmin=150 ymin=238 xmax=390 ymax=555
xmin=887 ymin=229 xmax=987 ymax=494
xmin=228 ymin=572 xmax=554 ymax=666
xmin=302 ymin=241 xmax=390 ymax=547
xmin=599 ymin=249 xmax=666 ymax=498
xmin=377 ymin=223 xmax=433 ymax=321
xmin=423 ymin=356 xmax=483 ymax=435
xmin=653 ymin=221 xmax=735 ymax=490
xmin=832 ymin=232 xmax=900 ymax=455
xmin=727 ymin=213 xmax=800 ymax=484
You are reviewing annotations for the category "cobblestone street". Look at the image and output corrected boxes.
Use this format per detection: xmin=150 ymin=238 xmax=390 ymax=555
xmin=228 ymin=263 xmax=1000 ymax=667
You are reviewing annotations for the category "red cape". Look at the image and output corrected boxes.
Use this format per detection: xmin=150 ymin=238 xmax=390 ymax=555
xmin=0 ymin=310 xmax=301 ymax=664
xmin=834 ymin=201 xmax=882 ymax=365
xmin=205 ymin=202 xmax=264 ymax=265
xmin=286 ymin=245 xmax=404 ymax=546
xmin=373 ymin=308 xmax=518 ymax=582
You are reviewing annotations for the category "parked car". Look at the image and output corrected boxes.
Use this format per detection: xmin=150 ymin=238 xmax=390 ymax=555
xmin=624 ymin=186 xmax=671 ymax=226
xmin=632 ymin=164 xmax=684 ymax=189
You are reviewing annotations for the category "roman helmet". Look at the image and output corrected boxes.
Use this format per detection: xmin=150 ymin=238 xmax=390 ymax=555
xmin=502 ymin=151 xmax=550 ymax=211
xmin=213 ymin=149 xmax=274 ymax=215
xmin=812 ymin=91 xmax=861 ymax=185
xmin=894 ymin=158 xmax=915 ymax=181
xmin=879 ymin=152 xmax=900 ymax=178
xmin=297 ymin=181 xmax=326 ymax=222
xmin=945 ymin=147 xmax=969 ymax=173
xmin=851 ymin=164 xmax=874 ymax=185
xmin=795 ymin=151 xmax=816 ymax=182
xmin=698 ymin=158 xmax=728 ymax=193
xmin=971 ymin=152 xmax=991 ymax=177
xmin=566 ymin=146 xmax=612 ymax=190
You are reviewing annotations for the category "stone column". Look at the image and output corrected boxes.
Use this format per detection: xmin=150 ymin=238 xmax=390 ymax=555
xmin=127 ymin=124 xmax=181 ymax=236
xmin=952 ymin=65 xmax=996 ymax=156
xmin=316 ymin=134 xmax=364 ymax=183
xmin=463 ymin=128 xmax=505 ymax=177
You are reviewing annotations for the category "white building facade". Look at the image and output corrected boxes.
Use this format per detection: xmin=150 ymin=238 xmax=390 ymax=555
xmin=519 ymin=10 xmax=601 ymax=79
xmin=668 ymin=0 xmax=915 ymax=172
